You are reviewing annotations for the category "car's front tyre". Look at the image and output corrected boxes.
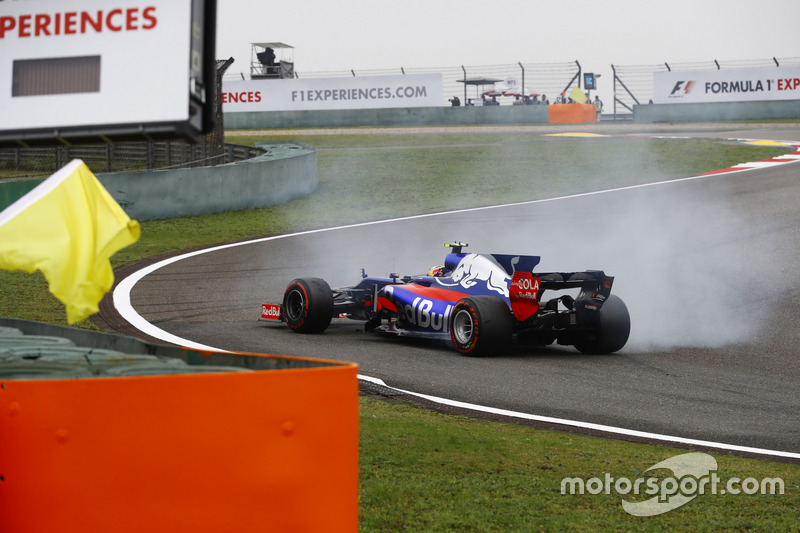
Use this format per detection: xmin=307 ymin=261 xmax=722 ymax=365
xmin=282 ymin=278 xmax=334 ymax=333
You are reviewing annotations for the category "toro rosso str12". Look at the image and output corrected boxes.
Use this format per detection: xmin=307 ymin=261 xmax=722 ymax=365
xmin=260 ymin=243 xmax=630 ymax=356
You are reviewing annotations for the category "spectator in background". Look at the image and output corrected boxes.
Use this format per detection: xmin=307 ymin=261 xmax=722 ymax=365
xmin=540 ymin=94 xmax=548 ymax=105
xmin=449 ymin=96 xmax=461 ymax=106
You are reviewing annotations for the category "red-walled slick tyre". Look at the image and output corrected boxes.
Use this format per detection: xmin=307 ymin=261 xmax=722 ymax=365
xmin=282 ymin=278 xmax=334 ymax=334
xmin=449 ymin=296 xmax=513 ymax=357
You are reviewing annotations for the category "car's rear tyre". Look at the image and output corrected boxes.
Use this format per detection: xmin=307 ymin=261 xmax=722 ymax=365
xmin=574 ymin=295 xmax=630 ymax=354
xmin=282 ymin=278 xmax=334 ymax=333
xmin=449 ymin=296 xmax=513 ymax=356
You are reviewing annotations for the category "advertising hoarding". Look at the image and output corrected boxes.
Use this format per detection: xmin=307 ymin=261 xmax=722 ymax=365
xmin=0 ymin=0 xmax=215 ymax=146
xmin=654 ymin=66 xmax=800 ymax=104
xmin=222 ymin=73 xmax=443 ymax=112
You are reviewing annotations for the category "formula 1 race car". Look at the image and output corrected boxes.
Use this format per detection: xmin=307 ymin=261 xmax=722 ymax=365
xmin=260 ymin=243 xmax=630 ymax=356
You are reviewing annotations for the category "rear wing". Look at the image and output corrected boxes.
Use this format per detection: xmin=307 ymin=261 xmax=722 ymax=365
xmin=537 ymin=270 xmax=614 ymax=292
xmin=509 ymin=269 xmax=614 ymax=323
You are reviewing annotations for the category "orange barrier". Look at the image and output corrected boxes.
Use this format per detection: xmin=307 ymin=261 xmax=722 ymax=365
xmin=548 ymin=103 xmax=597 ymax=124
xmin=0 ymin=350 xmax=359 ymax=532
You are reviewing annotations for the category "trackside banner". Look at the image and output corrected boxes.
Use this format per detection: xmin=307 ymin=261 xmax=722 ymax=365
xmin=222 ymin=74 xmax=443 ymax=112
xmin=654 ymin=66 xmax=800 ymax=104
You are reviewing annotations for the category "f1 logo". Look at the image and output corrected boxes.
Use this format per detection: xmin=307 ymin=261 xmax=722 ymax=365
xmin=670 ymin=80 xmax=694 ymax=95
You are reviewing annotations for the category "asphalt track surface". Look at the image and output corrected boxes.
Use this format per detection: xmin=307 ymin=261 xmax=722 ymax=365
xmin=106 ymin=124 xmax=800 ymax=460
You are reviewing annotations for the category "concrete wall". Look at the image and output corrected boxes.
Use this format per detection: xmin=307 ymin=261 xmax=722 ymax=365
xmin=224 ymin=104 xmax=551 ymax=129
xmin=634 ymin=99 xmax=800 ymax=123
xmin=225 ymin=99 xmax=800 ymax=129
xmin=98 ymin=141 xmax=317 ymax=221
xmin=0 ymin=141 xmax=317 ymax=221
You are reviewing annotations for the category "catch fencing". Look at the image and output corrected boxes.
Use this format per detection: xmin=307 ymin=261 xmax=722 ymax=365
xmin=229 ymin=61 xmax=584 ymax=107
xmin=223 ymin=55 xmax=800 ymax=119
xmin=611 ymin=56 xmax=800 ymax=117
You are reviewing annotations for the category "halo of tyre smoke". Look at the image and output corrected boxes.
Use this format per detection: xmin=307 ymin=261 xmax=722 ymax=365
xmin=496 ymin=175 xmax=784 ymax=350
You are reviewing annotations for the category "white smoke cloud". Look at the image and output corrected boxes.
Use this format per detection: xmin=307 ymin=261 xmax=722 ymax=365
xmin=489 ymin=175 xmax=786 ymax=350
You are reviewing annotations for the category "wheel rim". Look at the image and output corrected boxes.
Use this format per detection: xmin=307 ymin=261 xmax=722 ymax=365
xmin=285 ymin=288 xmax=305 ymax=321
xmin=452 ymin=309 xmax=474 ymax=345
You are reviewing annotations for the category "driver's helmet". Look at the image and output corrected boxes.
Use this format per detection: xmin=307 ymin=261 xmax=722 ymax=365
xmin=427 ymin=265 xmax=446 ymax=277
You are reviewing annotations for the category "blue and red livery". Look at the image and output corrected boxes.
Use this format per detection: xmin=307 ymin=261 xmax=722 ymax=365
xmin=260 ymin=243 xmax=630 ymax=355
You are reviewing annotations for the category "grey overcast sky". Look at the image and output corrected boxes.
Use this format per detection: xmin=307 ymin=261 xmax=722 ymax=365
xmin=216 ymin=0 xmax=798 ymax=80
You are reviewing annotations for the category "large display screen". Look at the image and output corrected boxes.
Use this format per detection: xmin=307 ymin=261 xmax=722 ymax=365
xmin=0 ymin=0 xmax=215 ymax=146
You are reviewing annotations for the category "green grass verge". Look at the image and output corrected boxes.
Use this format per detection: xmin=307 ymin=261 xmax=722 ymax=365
xmin=360 ymin=396 xmax=799 ymax=532
xmin=1 ymin=130 xmax=798 ymax=530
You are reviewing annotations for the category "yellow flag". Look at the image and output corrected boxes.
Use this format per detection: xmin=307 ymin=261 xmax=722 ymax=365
xmin=569 ymin=86 xmax=588 ymax=104
xmin=0 ymin=159 xmax=140 ymax=324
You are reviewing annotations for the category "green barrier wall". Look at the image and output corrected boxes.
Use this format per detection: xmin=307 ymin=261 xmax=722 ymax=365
xmin=224 ymin=104 xmax=551 ymax=129
xmin=634 ymin=99 xmax=800 ymax=123
xmin=226 ymin=100 xmax=800 ymax=130
xmin=0 ymin=179 xmax=42 ymax=212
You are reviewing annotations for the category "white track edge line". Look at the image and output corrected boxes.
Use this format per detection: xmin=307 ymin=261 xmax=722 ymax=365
xmin=357 ymin=375 xmax=800 ymax=460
